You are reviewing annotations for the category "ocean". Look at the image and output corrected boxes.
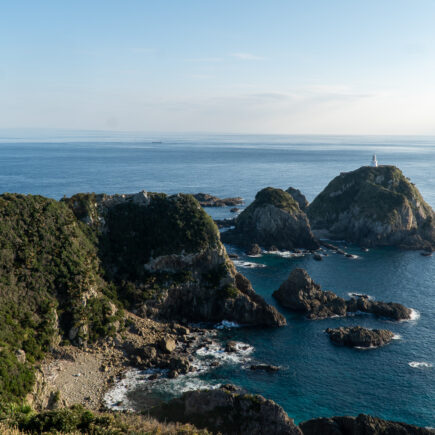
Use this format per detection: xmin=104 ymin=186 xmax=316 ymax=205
xmin=1 ymin=132 xmax=434 ymax=427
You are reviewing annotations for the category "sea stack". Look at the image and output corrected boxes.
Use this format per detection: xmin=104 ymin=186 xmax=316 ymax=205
xmin=307 ymin=165 xmax=435 ymax=249
xmin=222 ymin=187 xmax=319 ymax=251
xmin=273 ymin=268 xmax=412 ymax=320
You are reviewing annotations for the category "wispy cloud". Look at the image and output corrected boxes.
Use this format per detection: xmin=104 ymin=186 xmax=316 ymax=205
xmin=230 ymin=52 xmax=265 ymax=61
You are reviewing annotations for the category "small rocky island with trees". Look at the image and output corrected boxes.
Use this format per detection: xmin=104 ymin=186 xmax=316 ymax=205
xmin=0 ymin=165 xmax=433 ymax=434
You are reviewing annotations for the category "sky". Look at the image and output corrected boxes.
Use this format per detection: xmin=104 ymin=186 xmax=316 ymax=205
xmin=1 ymin=0 xmax=435 ymax=135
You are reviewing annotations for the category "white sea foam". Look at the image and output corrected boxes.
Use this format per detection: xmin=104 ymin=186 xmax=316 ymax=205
xmin=409 ymin=308 xmax=421 ymax=321
xmin=195 ymin=341 xmax=254 ymax=367
xmin=233 ymin=260 xmax=266 ymax=268
xmin=347 ymin=292 xmax=374 ymax=300
xmin=246 ymin=254 xmax=262 ymax=258
xmin=104 ymin=339 xmax=254 ymax=410
xmin=214 ymin=320 xmax=241 ymax=329
xmin=392 ymin=334 xmax=402 ymax=340
xmin=408 ymin=361 xmax=432 ymax=369
xmin=400 ymin=308 xmax=421 ymax=322
xmin=263 ymin=250 xmax=305 ymax=258
xmin=104 ymin=368 xmax=143 ymax=411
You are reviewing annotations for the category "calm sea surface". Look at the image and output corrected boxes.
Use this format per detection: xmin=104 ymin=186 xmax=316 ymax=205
xmin=1 ymin=132 xmax=434 ymax=427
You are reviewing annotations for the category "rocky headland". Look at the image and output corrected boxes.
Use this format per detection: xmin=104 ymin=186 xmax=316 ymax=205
xmin=149 ymin=384 xmax=303 ymax=435
xmin=325 ymin=326 xmax=395 ymax=348
xmin=0 ymin=191 xmax=284 ymax=418
xmin=273 ymin=268 xmax=411 ymax=320
xmin=307 ymin=165 xmax=435 ymax=249
xmin=222 ymin=187 xmax=319 ymax=250
xmin=299 ymin=414 xmax=434 ymax=435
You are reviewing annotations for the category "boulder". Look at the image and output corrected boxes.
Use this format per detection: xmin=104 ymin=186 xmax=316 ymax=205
xmin=299 ymin=414 xmax=433 ymax=435
xmin=247 ymin=243 xmax=262 ymax=255
xmin=325 ymin=326 xmax=394 ymax=348
xmin=159 ymin=337 xmax=176 ymax=353
xmin=225 ymin=341 xmax=238 ymax=353
xmin=222 ymin=187 xmax=319 ymax=251
xmin=149 ymin=384 xmax=302 ymax=435
xmin=307 ymin=166 xmax=435 ymax=249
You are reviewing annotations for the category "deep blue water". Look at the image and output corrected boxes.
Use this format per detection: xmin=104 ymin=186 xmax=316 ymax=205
xmin=0 ymin=132 xmax=434 ymax=427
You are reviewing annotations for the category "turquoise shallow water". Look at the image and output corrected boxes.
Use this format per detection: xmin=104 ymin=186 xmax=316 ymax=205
xmin=0 ymin=133 xmax=434 ymax=426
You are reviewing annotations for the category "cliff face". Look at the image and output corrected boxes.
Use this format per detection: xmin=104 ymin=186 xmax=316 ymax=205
xmin=0 ymin=194 xmax=122 ymax=402
xmin=64 ymin=191 xmax=285 ymax=327
xmin=150 ymin=384 xmax=302 ymax=435
xmin=307 ymin=166 xmax=435 ymax=249
xmin=222 ymin=187 xmax=318 ymax=250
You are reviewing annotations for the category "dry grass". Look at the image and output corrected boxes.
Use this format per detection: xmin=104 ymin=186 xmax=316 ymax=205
xmin=0 ymin=412 xmax=213 ymax=434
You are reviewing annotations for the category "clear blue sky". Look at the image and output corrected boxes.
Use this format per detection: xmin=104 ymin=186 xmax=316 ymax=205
xmin=1 ymin=0 xmax=435 ymax=134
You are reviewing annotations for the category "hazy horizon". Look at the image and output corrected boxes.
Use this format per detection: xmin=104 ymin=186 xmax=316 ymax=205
xmin=2 ymin=1 xmax=435 ymax=135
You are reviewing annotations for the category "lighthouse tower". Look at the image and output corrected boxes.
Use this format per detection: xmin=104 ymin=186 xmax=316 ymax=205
xmin=371 ymin=154 xmax=378 ymax=167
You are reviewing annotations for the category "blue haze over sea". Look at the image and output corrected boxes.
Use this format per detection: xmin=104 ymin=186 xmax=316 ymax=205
xmin=1 ymin=132 xmax=434 ymax=427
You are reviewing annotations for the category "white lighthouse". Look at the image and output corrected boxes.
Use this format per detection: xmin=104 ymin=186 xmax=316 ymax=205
xmin=371 ymin=154 xmax=378 ymax=167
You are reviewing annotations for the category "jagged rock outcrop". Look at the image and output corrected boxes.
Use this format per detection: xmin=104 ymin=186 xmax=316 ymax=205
xmin=273 ymin=268 xmax=411 ymax=320
xmin=286 ymin=187 xmax=309 ymax=211
xmin=326 ymin=326 xmax=394 ymax=348
xmin=193 ymin=193 xmax=243 ymax=207
xmin=307 ymin=166 xmax=435 ymax=249
xmin=299 ymin=414 xmax=434 ymax=435
xmin=273 ymin=268 xmax=347 ymax=319
xmin=64 ymin=191 xmax=285 ymax=327
xmin=149 ymin=384 xmax=302 ymax=435
xmin=222 ymin=187 xmax=319 ymax=250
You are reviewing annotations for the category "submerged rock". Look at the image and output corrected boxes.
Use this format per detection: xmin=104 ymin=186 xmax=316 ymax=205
xmin=299 ymin=414 xmax=434 ymax=435
xmin=307 ymin=165 xmax=435 ymax=250
xmin=250 ymin=364 xmax=280 ymax=372
xmin=149 ymin=384 xmax=302 ymax=435
xmin=273 ymin=268 xmax=411 ymax=320
xmin=325 ymin=326 xmax=394 ymax=348
xmin=222 ymin=187 xmax=319 ymax=251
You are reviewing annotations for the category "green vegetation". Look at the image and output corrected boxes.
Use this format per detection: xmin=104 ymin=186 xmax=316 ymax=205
xmin=0 ymin=404 xmax=211 ymax=434
xmin=0 ymin=191 xmax=225 ymax=403
xmin=308 ymin=165 xmax=434 ymax=228
xmin=219 ymin=285 xmax=239 ymax=299
xmin=248 ymin=187 xmax=300 ymax=213
xmin=0 ymin=194 xmax=121 ymax=402
xmin=100 ymin=194 xmax=219 ymax=282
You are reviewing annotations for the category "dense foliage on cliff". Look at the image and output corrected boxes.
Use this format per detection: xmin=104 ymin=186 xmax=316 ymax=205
xmin=0 ymin=194 xmax=122 ymax=401
xmin=223 ymin=187 xmax=318 ymax=250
